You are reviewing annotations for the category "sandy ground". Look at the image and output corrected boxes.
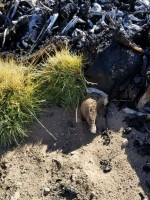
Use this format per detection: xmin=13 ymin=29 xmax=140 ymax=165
xmin=0 ymin=103 xmax=150 ymax=200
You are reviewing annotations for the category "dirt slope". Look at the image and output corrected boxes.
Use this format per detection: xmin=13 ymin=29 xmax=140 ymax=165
xmin=0 ymin=103 xmax=150 ymax=200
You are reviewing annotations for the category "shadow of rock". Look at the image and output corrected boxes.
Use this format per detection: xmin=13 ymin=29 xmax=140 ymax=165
xmin=107 ymin=102 xmax=150 ymax=199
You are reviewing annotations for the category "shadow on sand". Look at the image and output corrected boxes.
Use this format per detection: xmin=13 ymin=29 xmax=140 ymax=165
xmin=0 ymin=103 xmax=150 ymax=199
xmin=0 ymin=106 xmax=107 ymax=157
xmin=107 ymin=103 xmax=150 ymax=199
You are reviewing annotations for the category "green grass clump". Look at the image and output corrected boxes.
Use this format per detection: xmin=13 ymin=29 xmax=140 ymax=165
xmin=0 ymin=59 xmax=40 ymax=146
xmin=0 ymin=46 xmax=86 ymax=146
xmin=38 ymin=46 xmax=87 ymax=107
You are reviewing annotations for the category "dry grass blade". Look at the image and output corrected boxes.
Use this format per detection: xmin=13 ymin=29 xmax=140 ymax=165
xmin=25 ymin=106 xmax=57 ymax=140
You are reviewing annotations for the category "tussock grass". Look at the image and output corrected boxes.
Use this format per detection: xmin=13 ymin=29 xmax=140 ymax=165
xmin=38 ymin=46 xmax=87 ymax=107
xmin=0 ymin=46 xmax=86 ymax=146
xmin=0 ymin=58 xmax=40 ymax=146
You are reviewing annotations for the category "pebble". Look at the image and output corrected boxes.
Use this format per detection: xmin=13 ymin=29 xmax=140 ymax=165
xmin=5 ymin=185 xmax=10 ymax=190
xmin=90 ymin=191 xmax=96 ymax=197
xmin=70 ymin=151 xmax=75 ymax=155
xmin=65 ymin=187 xmax=78 ymax=195
xmin=52 ymin=159 xmax=62 ymax=170
xmin=71 ymin=174 xmax=76 ymax=181
xmin=100 ymin=160 xmax=112 ymax=173
xmin=44 ymin=187 xmax=50 ymax=196
xmin=139 ymin=192 xmax=145 ymax=200
xmin=10 ymin=191 xmax=20 ymax=200
xmin=121 ymin=139 xmax=128 ymax=149
xmin=122 ymin=127 xmax=132 ymax=135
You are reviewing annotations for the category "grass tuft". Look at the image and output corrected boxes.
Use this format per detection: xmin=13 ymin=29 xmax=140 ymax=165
xmin=0 ymin=46 xmax=87 ymax=146
xmin=38 ymin=46 xmax=87 ymax=107
xmin=0 ymin=58 xmax=40 ymax=146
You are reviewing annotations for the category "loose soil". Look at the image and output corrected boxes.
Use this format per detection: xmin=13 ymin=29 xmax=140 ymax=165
xmin=0 ymin=103 xmax=150 ymax=200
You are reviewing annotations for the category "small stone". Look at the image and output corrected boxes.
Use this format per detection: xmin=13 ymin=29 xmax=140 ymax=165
xmin=70 ymin=151 xmax=75 ymax=155
xmin=56 ymin=149 xmax=63 ymax=153
xmin=101 ymin=129 xmax=110 ymax=146
xmin=139 ymin=192 xmax=145 ymax=200
xmin=71 ymin=175 xmax=75 ymax=181
xmin=122 ymin=127 xmax=132 ymax=135
xmin=11 ymin=191 xmax=20 ymax=200
xmin=1 ymin=162 xmax=7 ymax=170
xmin=65 ymin=187 xmax=78 ymax=195
xmin=100 ymin=160 xmax=112 ymax=173
xmin=44 ymin=188 xmax=50 ymax=196
xmin=5 ymin=185 xmax=10 ymax=190
xmin=121 ymin=139 xmax=128 ymax=149
xmin=20 ymin=168 xmax=26 ymax=174
xmin=52 ymin=159 xmax=61 ymax=170
xmin=90 ymin=191 xmax=95 ymax=198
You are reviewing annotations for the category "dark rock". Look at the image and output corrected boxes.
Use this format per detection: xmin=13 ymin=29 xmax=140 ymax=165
xmin=65 ymin=187 xmax=78 ymax=195
xmin=120 ymin=2 xmax=131 ymax=11
xmin=100 ymin=160 xmax=112 ymax=173
xmin=60 ymin=2 xmax=78 ymax=19
xmin=1 ymin=162 xmax=7 ymax=170
xmin=122 ymin=127 xmax=132 ymax=135
xmin=52 ymin=159 xmax=62 ymax=170
xmin=101 ymin=129 xmax=110 ymax=146
xmin=139 ymin=192 xmax=145 ymax=200
xmin=123 ymin=117 xmax=146 ymax=132
xmin=44 ymin=188 xmax=50 ymax=196
xmin=56 ymin=178 xmax=62 ymax=182
xmin=5 ymin=185 xmax=10 ymax=190
xmin=86 ymin=42 xmax=143 ymax=98
xmin=60 ymin=184 xmax=78 ymax=198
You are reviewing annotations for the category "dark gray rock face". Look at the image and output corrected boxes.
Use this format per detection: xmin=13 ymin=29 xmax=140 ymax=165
xmin=86 ymin=42 xmax=143 ymax=98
